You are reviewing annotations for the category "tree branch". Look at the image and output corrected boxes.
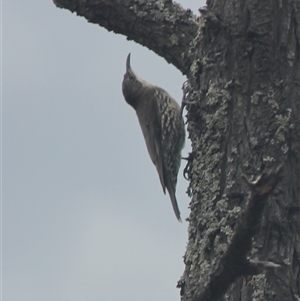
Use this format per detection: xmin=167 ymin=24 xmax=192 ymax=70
xmin=53 ymin=0 xmax=200 ymax=75
xmin=195 ymin=164 xmax=284 ymax=301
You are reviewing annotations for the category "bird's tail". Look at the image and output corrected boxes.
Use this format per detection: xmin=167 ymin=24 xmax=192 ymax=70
xmin=168 ymin=190 xmax=182 ymax=222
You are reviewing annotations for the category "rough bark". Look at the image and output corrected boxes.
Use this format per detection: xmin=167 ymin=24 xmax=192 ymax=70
xmin=54 ymin=0 xmax=300 ymax=300
xmin=193 ymin=165 xmax=284 ymax=301
xmin=179 ymin=1 xmax=300 ymax=300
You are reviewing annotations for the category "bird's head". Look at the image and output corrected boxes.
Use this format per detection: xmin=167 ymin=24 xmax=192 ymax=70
xmin=122 ymin=53 xmax=150 ymax=110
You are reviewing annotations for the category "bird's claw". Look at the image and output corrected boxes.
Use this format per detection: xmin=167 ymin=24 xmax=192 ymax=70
xmin=182 ymin=151 xmax=196 ymax=180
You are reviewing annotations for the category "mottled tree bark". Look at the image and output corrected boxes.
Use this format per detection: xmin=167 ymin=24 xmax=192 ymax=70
xmin=54 ymin=0 xmax=300 ymax=300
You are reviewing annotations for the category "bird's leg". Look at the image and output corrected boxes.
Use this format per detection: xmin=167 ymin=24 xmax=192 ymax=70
xmin=182 ymin=151 xmax=196 ymax=180
xmin=180 ymin=81 xmax=199 ymax=116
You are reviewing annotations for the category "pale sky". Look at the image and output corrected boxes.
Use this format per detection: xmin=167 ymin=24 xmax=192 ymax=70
xmin=3 ymin=1 xmax=205 ymax=300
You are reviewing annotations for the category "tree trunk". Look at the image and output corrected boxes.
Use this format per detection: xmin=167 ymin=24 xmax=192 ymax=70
xmin=53 ymin=0 xmax=300 ymax=300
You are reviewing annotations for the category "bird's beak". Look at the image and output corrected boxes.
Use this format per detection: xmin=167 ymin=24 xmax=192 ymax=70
xmin=126 ymin=53 xmax=131 ymax=72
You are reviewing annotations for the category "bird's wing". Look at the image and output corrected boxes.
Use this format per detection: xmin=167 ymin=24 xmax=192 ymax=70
xmin=136 ymin=92 xmax=166 ymax=194
xmin=161 ymin=124 xmax=182 ymax=221
xmin=159 ymin=93 xmax=183 ymax=221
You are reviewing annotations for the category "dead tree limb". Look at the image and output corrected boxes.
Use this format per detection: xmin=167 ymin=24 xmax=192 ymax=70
xmin=53 ymin=0 xmax=200 ymax=75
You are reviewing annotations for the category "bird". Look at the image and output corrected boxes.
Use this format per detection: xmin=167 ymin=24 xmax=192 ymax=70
xmin=122 ymin=53 xmax=185 ymax=221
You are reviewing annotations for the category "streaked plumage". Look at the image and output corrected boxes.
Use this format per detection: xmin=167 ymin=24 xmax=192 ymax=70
xmin=122 ymin=53 xmax=185 ymax=221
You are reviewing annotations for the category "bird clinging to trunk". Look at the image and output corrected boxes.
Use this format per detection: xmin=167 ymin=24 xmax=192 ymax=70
xmin=122 ymin=53 xmax=185 ymax=221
